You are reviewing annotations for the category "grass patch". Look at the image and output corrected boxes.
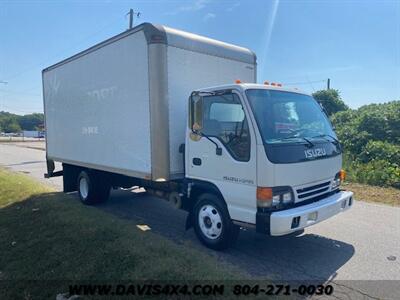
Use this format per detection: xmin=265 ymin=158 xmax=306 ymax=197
xmin=343 ymin=181 xmax=400 ymax=206
xmin=0 ymin=168 xmax=247 ymax=299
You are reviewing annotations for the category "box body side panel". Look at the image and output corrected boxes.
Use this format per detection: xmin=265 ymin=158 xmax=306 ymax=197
xmin=43 ymin=31 xmax=151 ymax=177
xmin=166 ymin=46 xmax=256 ymax=175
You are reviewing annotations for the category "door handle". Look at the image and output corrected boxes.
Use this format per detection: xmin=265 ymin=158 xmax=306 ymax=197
xmin=192 ymin=158 xmax=202 ymax=166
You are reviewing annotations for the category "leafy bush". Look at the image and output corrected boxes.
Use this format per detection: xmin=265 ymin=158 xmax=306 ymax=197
xmin=331 ymin=100 xmax=400 ymax=188
xmin=330 ymin=109 xmax=355 ymax=124
xmin=359 ymin=141 xmax=400 ymax=164
xmin=345 ymin=159 xmax=400 ymax=188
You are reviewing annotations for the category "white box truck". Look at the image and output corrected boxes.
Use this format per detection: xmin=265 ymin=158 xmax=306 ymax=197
xmin=43 ymin=23 xmax=353 ymax=250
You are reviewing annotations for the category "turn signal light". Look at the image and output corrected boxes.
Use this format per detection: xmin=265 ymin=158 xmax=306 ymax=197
xmin=257 ymin=187 xmax=273 ymax=201
xmin=339 ymin=169 xmax=346 ymax=181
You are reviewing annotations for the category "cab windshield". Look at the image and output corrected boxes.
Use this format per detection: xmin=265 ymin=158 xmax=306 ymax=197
xmin=246 ymin=89 xmax=336 ymax=144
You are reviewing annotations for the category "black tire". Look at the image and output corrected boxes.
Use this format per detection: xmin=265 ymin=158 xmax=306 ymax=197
xmin=77 ymin=170 xmax=110 ymax=205
xmin=193 ymin=193 xmax=240 ymax=250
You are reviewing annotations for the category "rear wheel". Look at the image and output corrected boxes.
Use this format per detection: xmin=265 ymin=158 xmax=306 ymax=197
xmin=193 ymin=193 xmax=239 ymax=250
xmin=77 ymin=170 xmax=110 ymax=205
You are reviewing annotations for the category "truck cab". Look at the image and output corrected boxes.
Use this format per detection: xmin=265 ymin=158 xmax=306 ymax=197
xmin=185 ymin=82 xmax=353 ymax=249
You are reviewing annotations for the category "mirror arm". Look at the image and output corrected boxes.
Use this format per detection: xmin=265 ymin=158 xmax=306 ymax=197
xmin=195 ymin=131 xmax=222 ymax=156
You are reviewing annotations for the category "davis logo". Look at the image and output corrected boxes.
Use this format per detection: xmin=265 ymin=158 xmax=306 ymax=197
xmin=304 ymin=148 xmax=327 ymax=159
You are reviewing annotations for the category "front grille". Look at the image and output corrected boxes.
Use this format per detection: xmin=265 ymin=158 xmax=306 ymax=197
xmin=296 ymin=181 xmax=330 ymax=200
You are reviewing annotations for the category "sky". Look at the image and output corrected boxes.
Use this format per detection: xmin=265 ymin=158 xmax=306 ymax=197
xmin=0 ymin=0 xmax=399 ymax=114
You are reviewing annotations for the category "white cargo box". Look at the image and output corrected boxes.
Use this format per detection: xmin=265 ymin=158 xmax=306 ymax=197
xmin=43 ymin=23 xmax=256 ymax=181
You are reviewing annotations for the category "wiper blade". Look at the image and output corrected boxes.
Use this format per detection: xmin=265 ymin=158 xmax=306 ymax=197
xmin=280 ymin=135 xmax=314 ymax=148
xmin=312 ymin=134 xmax=340 ymax=144
xmin=311 ymin=134 xmax=342 ymax=151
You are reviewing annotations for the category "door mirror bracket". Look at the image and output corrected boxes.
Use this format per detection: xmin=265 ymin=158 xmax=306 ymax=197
xmin=197 ymin=131 xmax=222 ymax=156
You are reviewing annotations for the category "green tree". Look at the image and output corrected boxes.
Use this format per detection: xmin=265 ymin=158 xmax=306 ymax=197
xmin=312 ymin=89 xmax=348 ymax=116
xmin=0 ymin=112 xmax=20 ymax=133
xmin=3 ymin=119 xmax=21 ymax=133
xmin=0 ymin=111 xmax=44 ymax=133
xmin=19 ymin=113 xmax=44 ymax=131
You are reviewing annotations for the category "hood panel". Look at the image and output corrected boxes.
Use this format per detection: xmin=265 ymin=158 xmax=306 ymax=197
xmin=273 ymin=155 xmax=342 ymax=187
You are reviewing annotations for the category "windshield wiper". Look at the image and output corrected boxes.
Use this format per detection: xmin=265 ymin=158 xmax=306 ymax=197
xmin=311 ymin=134 xmax=341 ymax=150
xmin=279 ymin=135 xmax=314 ymax=148
xmin=311 ymin=134 xmax=340 ymax=144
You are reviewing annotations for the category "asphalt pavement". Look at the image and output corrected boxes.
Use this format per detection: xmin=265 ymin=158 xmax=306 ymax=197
xmin=0 ymin=142 xmax=399 ymax=299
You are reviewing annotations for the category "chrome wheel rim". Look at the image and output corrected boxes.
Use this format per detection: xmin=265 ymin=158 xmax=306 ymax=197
xmin=79 ymin=177 xmax=89 ymax=199
xmin=198 ymin=204 xmax=222 ymax=239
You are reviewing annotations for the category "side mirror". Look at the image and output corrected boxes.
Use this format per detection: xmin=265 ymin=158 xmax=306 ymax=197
xmin=189 ymin=93 xmax=203 ymax=133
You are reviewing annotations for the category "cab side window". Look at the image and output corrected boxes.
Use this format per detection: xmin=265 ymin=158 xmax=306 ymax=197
xmin=202 ymin=93 xmax=250 ymax=161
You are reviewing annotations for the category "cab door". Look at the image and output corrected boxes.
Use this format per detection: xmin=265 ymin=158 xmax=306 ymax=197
xmin=186 ymin=91 xmax=257 ymax=224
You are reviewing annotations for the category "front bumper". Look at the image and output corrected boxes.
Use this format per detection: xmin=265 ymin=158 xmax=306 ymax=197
xmin=256 ymin=190 xmax=353 ymax=236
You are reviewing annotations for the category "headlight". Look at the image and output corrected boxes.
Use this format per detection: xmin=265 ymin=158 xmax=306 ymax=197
xmin=282 ymin=192 xmax=292 ymax=203
xmin=331 ymin=177 xmax=341 ymax=189
xmin=257 ymin=186 xmax=294 ymax=208
xmin=332 ymin=170 xmax=345 ymax=190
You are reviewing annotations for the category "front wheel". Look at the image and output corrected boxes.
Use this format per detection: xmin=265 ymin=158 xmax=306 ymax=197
xmin=193 ymin=193 xmax=239 ymax=250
